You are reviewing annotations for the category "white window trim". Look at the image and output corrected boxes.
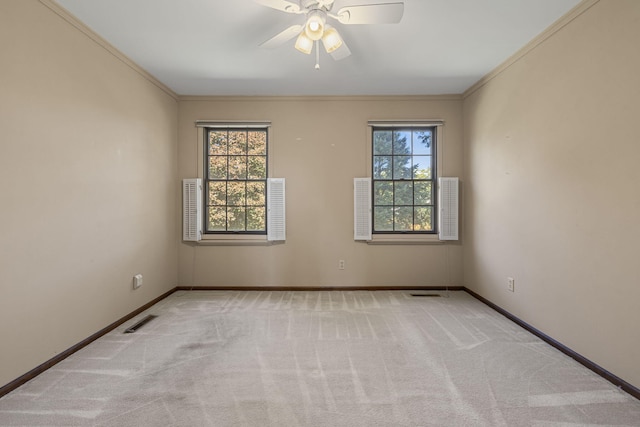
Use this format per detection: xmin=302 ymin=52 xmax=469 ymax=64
xmin=365 ymin=121 xmax=446 ymax=245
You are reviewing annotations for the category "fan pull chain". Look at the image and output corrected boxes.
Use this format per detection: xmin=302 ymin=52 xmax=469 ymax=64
xmin=315 ymin=41 xmax=320 ymax=70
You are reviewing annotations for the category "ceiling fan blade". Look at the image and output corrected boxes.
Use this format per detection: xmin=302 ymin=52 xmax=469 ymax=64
xmin=336 ymin=2 xmax=404 ymax=24
xmin=254 ymin=0 xmax=302 ymax=14
xmin=330 ymin=39 xmax=351 ymax=61
xmin=260 ymin=25 xmax=303 ymax=48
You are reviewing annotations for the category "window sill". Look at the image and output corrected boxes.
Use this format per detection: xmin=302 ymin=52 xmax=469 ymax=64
xmin=366 ymin=234 xmax=445 ymax=245
xmin=193 ymin=235 xmax=272 ymax=246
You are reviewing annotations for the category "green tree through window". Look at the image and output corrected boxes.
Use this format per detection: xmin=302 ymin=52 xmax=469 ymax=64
xmin=372 ymin=127 xmax=436 ymax=233
xmin=205 ymin=128 xmax=268 ymax=233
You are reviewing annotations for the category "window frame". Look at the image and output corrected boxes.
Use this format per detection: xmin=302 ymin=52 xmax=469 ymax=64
xmin=371 ymin=126 xmax=438 ymax=235
xmin=366 ymin=121 xmax=445 ymax=244
xmin=203 ymin=127 xmax=269 ymax=236
xmin=194 ymin=122 xmax=273 ymax=245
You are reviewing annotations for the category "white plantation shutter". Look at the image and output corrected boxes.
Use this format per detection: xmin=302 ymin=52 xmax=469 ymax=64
xmin=438 ymin=177 xmax=459 ymax=241
xmin=182 ymin=178 xmax=202 ymax=241
xmin=354 ymin=178 xmax=372 ymax=241
xmin=267 ymin=178 xmax=286 ymax=241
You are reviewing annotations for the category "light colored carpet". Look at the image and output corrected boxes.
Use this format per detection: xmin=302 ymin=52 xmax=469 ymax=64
xmin=1 ymin=290 xmax=639 ymax=426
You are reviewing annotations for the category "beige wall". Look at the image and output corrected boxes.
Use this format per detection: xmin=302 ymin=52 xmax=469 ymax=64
xmin=463 ymin=0 xmax=640 ymax=389
xmin=0 ymin=1 xmax=178 ymax=386
xmin=178 ymin=97 xmax=463 ymax=288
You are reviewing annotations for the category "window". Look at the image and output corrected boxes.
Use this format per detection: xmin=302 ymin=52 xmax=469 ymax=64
xmin=372 ymin=127 xmax=436 ymax=233
xmin=204 ymin=128 xmax=268 ymax=234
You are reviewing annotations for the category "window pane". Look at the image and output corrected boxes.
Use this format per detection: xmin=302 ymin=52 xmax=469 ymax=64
xmin=228 ymin=156 xmax=247 ymax=179
xmin=208 ymin=131 xmax=227 ymax=155
xmin=394 ymin=181 xmax=413 ymax=205
xmin=227 ymin=182 xmax=245 ymax=206
xmin=207 ymin=207 xmax=226 ymax=231
xmin=208 ymin=182 xmax=226 ymax=206
xmin=413 ymin=130 xmax=432 ymax=155
xmin=228 ymin=131 xmax=247 ymax=155
xmin=247 ymin=207 xmax=266 ymax=231
xmin=208 ymin=156 xmax=227 ymax=179
xmin=374 ymin=181 xmax=393 ymax=205
xmin=247 ymin=156 xmax=266 ymax=179
xmin=393 ymin=156 xmax=412 ymax=179
xmin=374 ymin=207 xmax=394 ymax=231
xmin=415 ymin=207 xmax=433 ymax=231
xmin=414 ymin=181 xmax=432 ymax=205
xmin=248 ymin=131 xmax=267 ymax=155
xmin=413 ymin=156 xmax=432 ymax=179
xmin=204 ymin=126 xmax=268 ymax=235
xmin=227 ymin=207 xmax=246 ymax=231
xmin=373 ymin=131 xmax=392 ymax=154
xmin=373 ymin=156 xmax=392 ymax=179
xmin=371 ymin=126 xmax=436 ymax=235
xmin=247 ymin=182 xmax=265 ymax=206
xmin=395 ymin=207 xmax=413 ymax=231
xmin=393 ymin=131 xmax=411 ymax=155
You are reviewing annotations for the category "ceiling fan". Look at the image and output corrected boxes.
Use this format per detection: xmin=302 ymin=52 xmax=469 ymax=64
xmin=255 ymin=0 xmax=404 ymax=69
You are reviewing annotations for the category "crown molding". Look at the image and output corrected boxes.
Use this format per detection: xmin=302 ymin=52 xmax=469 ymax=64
xmin=178 ymin=94 xmax=463 ymax=103
xmin=463 ymin=0 xmax=600 ymax=99
xmin=41 ymin=0 xmax=178 ymax=100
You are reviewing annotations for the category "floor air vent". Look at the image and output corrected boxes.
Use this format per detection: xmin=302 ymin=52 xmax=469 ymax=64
xmin=410 ymin=294 xmax=441 ymax=297
xmin=124 ymin=315 xmax=157 ymax=334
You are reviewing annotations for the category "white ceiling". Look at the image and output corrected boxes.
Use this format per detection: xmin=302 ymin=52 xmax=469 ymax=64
xmin=55 ymin=0 xmax=581 ymax=96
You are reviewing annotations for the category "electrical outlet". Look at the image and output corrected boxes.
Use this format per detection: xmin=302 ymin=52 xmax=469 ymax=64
xmin=133 ymin=274 xmax=143 ymax=290
xmin=338 ymin=260 xmax=345 ymax=270
xmin=507 ymin=277 xmax=515 ymax=292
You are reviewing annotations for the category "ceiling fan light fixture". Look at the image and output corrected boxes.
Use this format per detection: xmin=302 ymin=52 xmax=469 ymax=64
xmin=294 ymin=32 xmax=313 ymax=54
xmin=304 ymin=10 xmax=326 ymax=40
xmin=321 ymin=26 xmax=343 ymax=53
